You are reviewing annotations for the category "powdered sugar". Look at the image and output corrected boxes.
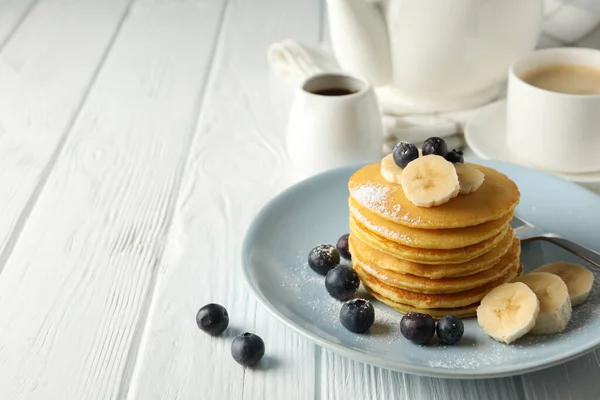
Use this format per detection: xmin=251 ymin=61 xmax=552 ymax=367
xmin=350 ymin=205 xmax=413 ymax=244
xmin=351 ymin=183 xmax=398 ymax=218
xmin=351 ymin=183 xmax=425 ymax=224
xmin=401 ymin=212 xmax=423 ymax=225
xmin=361 ymin=262 xmax=391 ymax=281
xmin=284 ymin=252 xmax=403 ymax=343
xmin=426 ymin=345 xmax=505 ymax=369
xmin=280 ymin=254 xmax=323 ymax=292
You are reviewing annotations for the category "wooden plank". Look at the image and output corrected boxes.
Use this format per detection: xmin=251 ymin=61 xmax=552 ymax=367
xmin=521 ymin=351 xmax=600 ymax=400
xmin=0 ymin=0 xmax=225 ymax=398
xmin=319 ymin=352 xmax=407 ymax=399
xmin=0 ymin=0 xmax=132 ymax=270
xmin=401 ymin=372 xmax=524 ymax=400
xmin=0 ymin=0 xmax=39 ymax=48
xmin=125 ymin=0 xmax=322 ymax=399
xmin=320 ymin=352 xmax=525 ymax=400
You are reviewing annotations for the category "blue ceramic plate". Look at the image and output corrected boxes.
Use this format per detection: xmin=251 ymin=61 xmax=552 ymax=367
xmin=241 ymin=159 xmax=600 ymax=379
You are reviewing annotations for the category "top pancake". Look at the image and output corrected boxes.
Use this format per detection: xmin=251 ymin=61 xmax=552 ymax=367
xmin=348 ymin=162 xmax=520 ymax=229
xmin=349 ymin=197 xmax=513 ymax=249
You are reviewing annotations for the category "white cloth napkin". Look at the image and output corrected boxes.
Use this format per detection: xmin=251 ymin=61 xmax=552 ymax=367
xmin=267 ymin=39 xmax=471 ymax=153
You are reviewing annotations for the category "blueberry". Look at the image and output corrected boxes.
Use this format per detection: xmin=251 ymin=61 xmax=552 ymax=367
xmin=392 ymin=141 xmax=419 ymax=168
xmin=444 ymin=149 xmax=464 ymax=164
xmin=325 ymin=265 xmax=360 ymax=301
xmin=422 ymin=137 xmax=448 ymax=157
xmin=340 ymin=298 xmax=375 ymax=333
xmin=231 ymin=332 xmax=265 ymax=367
xmin=436 ymin=315 xmax=464 ymax=345
xmin=400 ymin=311 xmax=435 ymax=345
xmin=196 ymin=303 xmax=229 ymax=335
xmin=336 ymin=233 xmax=351 ymax=260
xmin=308 ymin=244 xmax=340 ymax=275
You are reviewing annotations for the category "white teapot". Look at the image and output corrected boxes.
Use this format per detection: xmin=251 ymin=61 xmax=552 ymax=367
xmin=327 ymin=0 xmax=543 ymax=112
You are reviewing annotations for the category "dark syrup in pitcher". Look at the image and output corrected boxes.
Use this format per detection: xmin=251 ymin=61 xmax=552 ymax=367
xmin=312 ymin=87 xmax=356 ymax=96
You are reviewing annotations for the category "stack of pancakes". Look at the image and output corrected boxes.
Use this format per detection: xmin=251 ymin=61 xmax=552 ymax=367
xmin=348 ymin=162 xmax=521 ymax=318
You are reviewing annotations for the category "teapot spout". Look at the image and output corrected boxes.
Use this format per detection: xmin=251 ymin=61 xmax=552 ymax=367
xmin=326 ymin=0 xmax=392 ymax=86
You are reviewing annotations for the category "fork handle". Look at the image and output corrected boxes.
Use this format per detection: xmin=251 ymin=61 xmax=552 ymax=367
xmin=542 ymin=236 xmax=600 ymax=269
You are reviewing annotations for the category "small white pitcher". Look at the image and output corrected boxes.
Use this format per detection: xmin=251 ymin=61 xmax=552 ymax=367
xmin=286 ymin=73 xmax=384 ymax=180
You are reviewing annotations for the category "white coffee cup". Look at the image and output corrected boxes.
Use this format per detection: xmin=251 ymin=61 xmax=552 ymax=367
xmin=506 ymin=47 xmax=600 ymax=174
xmin=286 ymin=73 xmax=383 ymax=180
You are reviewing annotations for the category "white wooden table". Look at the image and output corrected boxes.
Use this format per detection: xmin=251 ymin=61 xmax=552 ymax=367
xmin=0 ymin=1 xmax=599 ymax=399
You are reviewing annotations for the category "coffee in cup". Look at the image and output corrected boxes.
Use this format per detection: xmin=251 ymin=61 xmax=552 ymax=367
xmin=506 ymin=47 xmax=600 ymax=174
xmin=519 ymin=64 xmax=600 ymax=95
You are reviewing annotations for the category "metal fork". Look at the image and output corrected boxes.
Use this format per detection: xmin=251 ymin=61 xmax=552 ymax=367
xmin=512 ymin=215 xmax=600 ymax=269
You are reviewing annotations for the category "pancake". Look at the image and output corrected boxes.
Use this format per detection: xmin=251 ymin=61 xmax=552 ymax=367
xmin=348 ymin=231 xmax=516 ymax=278
xmin=365 ymin=289 xmax=480 ymax=319
xmin=361 ymin=264 xmax=524 ymax=319
xmin=354 ymin=261 xmax=522 ymax=309
xmin=352 ymin=238 xmax=521 ymax=294
xmin=349 ymin=197 xmax=513 ymax=249
xmin=348 ymin=162 xmax=520 ymax=229
xmin=350 ymin=216 xmax=511 ymax=264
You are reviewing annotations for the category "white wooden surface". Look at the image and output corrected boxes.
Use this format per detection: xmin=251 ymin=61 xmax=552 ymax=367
xmin=0 ymin=1 xmax=598 ymax=399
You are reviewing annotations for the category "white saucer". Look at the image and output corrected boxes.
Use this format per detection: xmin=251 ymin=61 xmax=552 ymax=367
xmin=464 ymin=99 xmax=600 ymax=187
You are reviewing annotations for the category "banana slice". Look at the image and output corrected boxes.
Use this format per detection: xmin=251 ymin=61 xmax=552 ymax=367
xmin=477 ymin=282 xmax=540 ymax=344
xmin=515 ymin=272 xmax=572 ymax=335
xmin=455 ymin=163 xmax=485 ymax=195
xmin=380 ymin=153 xmax=403 ymax=184
xmin=400 ymin=155 xmax=460 ymax=207
xmin=532 ymin=262 xmax=595 ymax=306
